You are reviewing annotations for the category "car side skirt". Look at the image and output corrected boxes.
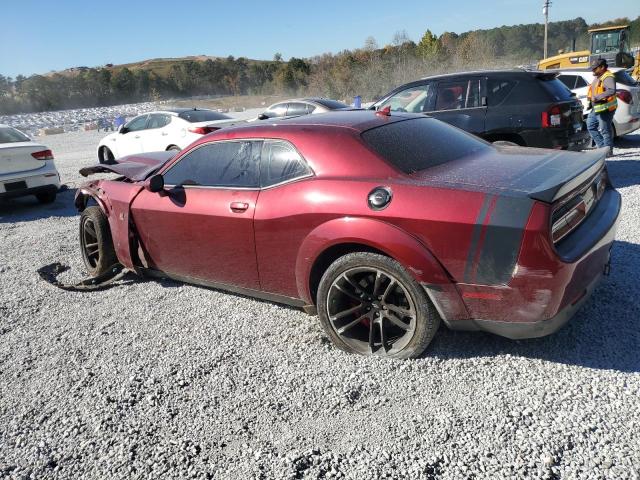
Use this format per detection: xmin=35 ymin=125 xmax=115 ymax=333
xmin=139 ymin=268 xmax=308 ymax=310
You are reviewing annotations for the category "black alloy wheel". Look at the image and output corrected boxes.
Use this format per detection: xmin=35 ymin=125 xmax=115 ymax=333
xmin=317 ymin=253 xmax=440 ymax=359
xmin=79 ymin=206 xmax=117 ymax=276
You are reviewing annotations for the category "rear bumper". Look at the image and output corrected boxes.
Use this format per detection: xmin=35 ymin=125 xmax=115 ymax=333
xmin=521 ymin=128 xmax=591 ymax=151
xmin=437 ymin=188 xmax=621 ymax=339
xmin=0 ymin=166 xmax=61 ymax=199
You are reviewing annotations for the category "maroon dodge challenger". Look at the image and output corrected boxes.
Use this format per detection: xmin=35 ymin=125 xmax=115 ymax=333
xmin=75 ymin=110 xmax=621 ymax=358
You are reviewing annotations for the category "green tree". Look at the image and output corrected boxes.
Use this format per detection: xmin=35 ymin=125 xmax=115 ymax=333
xmin=417 ymin=29 xmax=440 ymax=58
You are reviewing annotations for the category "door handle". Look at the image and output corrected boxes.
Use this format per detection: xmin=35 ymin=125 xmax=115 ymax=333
xmin=134 ymin=135 xmax=140 ymax=139
xmin=230 ymin=202 xmax=249 ymax=212
xmin=161 ymin=132 xmax=168 ymax=136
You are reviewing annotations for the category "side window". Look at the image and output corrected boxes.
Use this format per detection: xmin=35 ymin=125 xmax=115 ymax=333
xmin=575 ymin=76 xmax=588 ymax=88
xmin=434 ymin=81 xmax=468 ymax=111
xmin=147 ymin=114 xmax=171 ymax=129
xmin=265 ymin=103 xmax=288 ymax=118
xmin=163 ymin=141 xmax=260 ymax=188
xmin=377 ymin=84 xmax=431 ymax=113
xmin=286 ymin=103 xmax=308 ymax=116
xmin=260 ymin=140 xmax=311 ymax=187
xmin=557 ymin=75 xmax=577 ymax=89
xmin=124 ymin=115 xmax=148 ymax=132
xmin=487 ymin=79 xmax=517 ymax=106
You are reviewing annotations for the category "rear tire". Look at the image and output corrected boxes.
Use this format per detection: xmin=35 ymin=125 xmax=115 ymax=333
xmin=36 ymin=191 xmax=57 ymax=204
xmin=317 ymin=252 xmax=440 ymax=359
xmin=79 ymin=206 xmax=117 ymax=277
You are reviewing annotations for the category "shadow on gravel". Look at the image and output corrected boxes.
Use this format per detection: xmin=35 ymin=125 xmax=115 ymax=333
xmin=607 ymin=161 xmax=640 ymax=188
xmin=428 ymin=239 xmax=640 ymax=373
xmin=0 ymin=187 xmax=78 ymax=223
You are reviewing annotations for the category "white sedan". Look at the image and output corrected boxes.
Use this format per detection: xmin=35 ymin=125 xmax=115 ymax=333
xmin=0 ymin=125 xmax=60 ymax=204
xmin=97 ymin=108 xmax=243 ymax=163
xmin=557 ymin=68 xmax=640 ymax=137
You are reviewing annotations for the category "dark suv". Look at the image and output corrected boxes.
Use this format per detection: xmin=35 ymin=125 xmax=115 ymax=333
xmin=371 ymin=70 xmax=590 ymax=150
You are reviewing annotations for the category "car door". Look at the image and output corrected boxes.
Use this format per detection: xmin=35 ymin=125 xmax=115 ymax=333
xmin=142 ymin=113 xmax=172 ymax=152
xmin=130 ymin=140 xmax=262 ymax=289
xmin=117 ymin=114 xmax=149 ymax=156
xmin=427 ymin=76 xmax=487 ymax=135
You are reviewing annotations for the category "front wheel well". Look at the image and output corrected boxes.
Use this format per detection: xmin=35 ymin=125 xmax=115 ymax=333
xmin=308 ymin=243 xmax=389 ymax=304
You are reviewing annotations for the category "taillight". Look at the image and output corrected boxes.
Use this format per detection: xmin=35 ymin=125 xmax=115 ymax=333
xmin=188 ymin=126 xmax=220 ymax=135
xmin=542 ymin=105 xmax=562 ymax=128
xmin=616 ymin=90 xmax=633 ymax=104
xmin=31 ymin=149 xmax=54 ymax=160
xmin=551 ymin=197 xmax=586 ymax=243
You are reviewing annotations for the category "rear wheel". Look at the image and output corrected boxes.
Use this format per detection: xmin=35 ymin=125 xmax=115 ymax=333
xmin=79 ymin=206 xmax=117 ymax=277
xmin=36 ymin=190 xmax=56 ymax=204
xmin=317 ymin=253 xmax=440 ymax=359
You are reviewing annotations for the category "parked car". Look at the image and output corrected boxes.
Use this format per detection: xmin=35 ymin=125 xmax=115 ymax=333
xmin=556 ymin=68 xmax=640 ymax=137
xmin=97 ymin=108 xmax=242 ymax=163
xmin=0 ymin=125 xmax=60 ymax=204
xmin=75 ymin=111 xmax=620 ymax=359
xmin=254 ymin=98 xmax=350 ymax=120
xmin=372 ymin=69 xmax=590 ymax=150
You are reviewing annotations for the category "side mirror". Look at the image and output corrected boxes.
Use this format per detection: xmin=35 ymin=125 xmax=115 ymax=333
xmin=257 ymin=113 xmax=269 ymax=120
xmin=119 ymin=126 xmax=128 ymax=134
xmin=145 ymin=174 xmax=164 ymax=193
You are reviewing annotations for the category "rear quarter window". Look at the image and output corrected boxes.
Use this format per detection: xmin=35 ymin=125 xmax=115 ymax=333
xmin=178 ymin=110 xmax=232 ymax=122
xmin=614 ymin=70 xmax=638 ymax=87
xmin=0 ymin=127 xmax=31 ymax=143
xmin=539 ymin=78 xmax=574 ymax=101
xmin=361 ymin=118 xmax=490 ymax=174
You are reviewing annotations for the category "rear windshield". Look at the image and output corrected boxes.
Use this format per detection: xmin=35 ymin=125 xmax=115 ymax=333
xmin=614 ymin=70 xmax=638 ymax=87
xmin=361 ymin=117 xmax=490 ymax=174
xmin=539 ymin=78 xmax=574 ymax=101
xmin=0 ymin=127 xmax=30 ymax=143
xmin=313 ymin=99 xmax=349 ymax=109
xmin=178 ymin=110 xmax=232 ymax=122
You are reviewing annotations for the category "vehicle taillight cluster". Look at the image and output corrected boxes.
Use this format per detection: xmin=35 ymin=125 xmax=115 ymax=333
xmin=31 ymin=149 xmax=54 ymax=160
xmin=616 ymin=90 xmax=633 ymax=104
xmin=188 ymin=126 xmax=220 ymax=135
xmin=541 ymin=105 xmax=562 ymax=128
xmin=551 ymin=170 xmax=608 ymax=244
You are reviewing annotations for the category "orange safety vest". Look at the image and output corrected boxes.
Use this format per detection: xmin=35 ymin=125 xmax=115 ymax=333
xmin=587 ymin=70 xmax=617 ymax=113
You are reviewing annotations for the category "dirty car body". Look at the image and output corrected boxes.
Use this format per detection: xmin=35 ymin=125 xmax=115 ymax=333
xmin=75 ymin=111 xmax=621 ymax=357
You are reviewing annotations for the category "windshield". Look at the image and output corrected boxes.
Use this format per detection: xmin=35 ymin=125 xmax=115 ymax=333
xmin=314 ymin=99 xmax=349 ymax=109
xmin=592 ymin=31 xmax=626 ymax=54
xmin=0 ymin=127 xmax=31 ymax=143
xmin=614 ymin=70 xmax=638 ymax=87
xmin=361 ymin=117 xmax=490 ymax=174
xmin=178 ymin=110 xmax=232 ymax=122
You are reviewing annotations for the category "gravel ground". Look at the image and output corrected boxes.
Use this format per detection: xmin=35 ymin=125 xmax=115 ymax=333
xmin=1 ymin=129 xmax=639 ymax=480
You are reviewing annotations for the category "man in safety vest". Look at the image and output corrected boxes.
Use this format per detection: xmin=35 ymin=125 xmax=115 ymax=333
xmin=586 ymin=58 xmax=617 ymax=156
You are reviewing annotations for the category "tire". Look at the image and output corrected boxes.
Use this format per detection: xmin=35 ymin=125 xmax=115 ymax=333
xmin=99 ymin=147 xmax=115 ymax=165
xmin=317 ymin=252 xmax=440 ymax=359
xmin=36 ymin=190 xmax=56 ymax=204
xmin=492 ymin=140 xmax=519 ymax=147
xmin=167 ymin=145 xmax=181 ymax=152
xmin=79 ymin=206 xmax=117 ymax=277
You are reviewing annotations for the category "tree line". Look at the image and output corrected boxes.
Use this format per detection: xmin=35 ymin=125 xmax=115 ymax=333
xmin=1 ymin=16 xmax=638 ymax=115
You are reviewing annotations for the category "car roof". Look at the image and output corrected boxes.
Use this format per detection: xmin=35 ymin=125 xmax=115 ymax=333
xmin=419 ymin=68 xmax=548 ymax=81
xmin=220 ymin=110 xmax=420 ymax=136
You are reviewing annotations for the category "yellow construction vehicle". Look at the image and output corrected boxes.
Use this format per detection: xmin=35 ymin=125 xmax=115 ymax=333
xmin=538 ymin=25 xmax=639 ymax=80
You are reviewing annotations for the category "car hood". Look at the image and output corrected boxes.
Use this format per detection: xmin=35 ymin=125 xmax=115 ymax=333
xmin=409 ymin=145 xmax=608 ymax=203
xmin=79 ymin=151 xmax=175 ymax=181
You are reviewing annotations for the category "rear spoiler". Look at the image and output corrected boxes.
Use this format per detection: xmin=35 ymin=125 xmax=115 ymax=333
xmin=533 ymin=71 xmax=559 ymax=80
xmin=528 ymin=148 xmax=607 ymax=203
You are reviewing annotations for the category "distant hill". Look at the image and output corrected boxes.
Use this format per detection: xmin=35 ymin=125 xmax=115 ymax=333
xmin=2 ymin=15 xmax=638 ymax=115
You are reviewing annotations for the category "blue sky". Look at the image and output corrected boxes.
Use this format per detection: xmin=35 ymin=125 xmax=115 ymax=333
xmin=1 ymin=0 xmax=638 ymax=77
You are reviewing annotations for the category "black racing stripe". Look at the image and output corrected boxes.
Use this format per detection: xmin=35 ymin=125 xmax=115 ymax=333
xmin=474 ymin=196 xmax=533 ymax=285
xmin=463 ymin=194 xmax=494 ymax=283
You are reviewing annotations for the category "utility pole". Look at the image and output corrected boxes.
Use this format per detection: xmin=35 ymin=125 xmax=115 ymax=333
xmin=543 ymin=0 xmax=551 ymax=59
